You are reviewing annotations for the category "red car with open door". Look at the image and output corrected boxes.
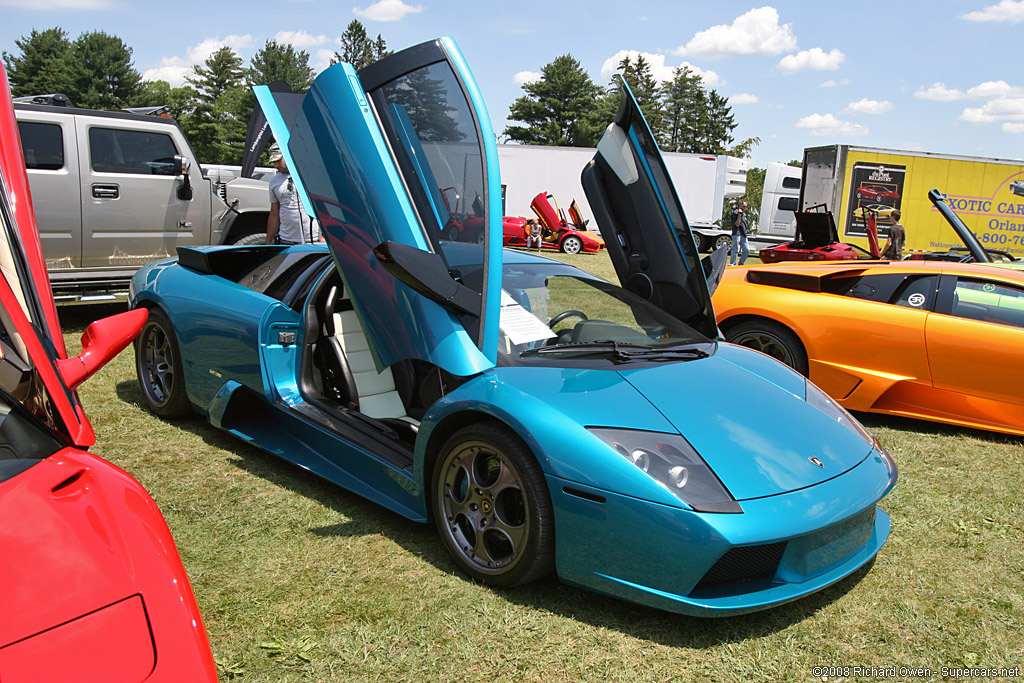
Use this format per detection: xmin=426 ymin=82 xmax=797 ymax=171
xmin=503 ymin=192 xmax=605 ymax=254
xmin=0 ymin=63 xmax=217 ymax=682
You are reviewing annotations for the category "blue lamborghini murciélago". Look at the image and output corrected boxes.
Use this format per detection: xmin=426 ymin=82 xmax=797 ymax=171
xmin=130 ymin=37 xmax=897 ymax=616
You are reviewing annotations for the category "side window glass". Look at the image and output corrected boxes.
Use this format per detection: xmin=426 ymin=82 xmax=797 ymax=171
xmin=778 ymin=196 xmax=798 ymax=211
xmin=17 ymin=122 xmax=64 ymax=170
xmin=782 ymin=176 xmax=801 ymax=189
xmin=825 ymin=273 xmax=906 ymax=303
xmin=954 ymin=279 xmax=1024 ymax=329
xmin=891 ymin=275 xmax=938 ymax=310
xmin=89 ymin=127 xmax=178 ymax=175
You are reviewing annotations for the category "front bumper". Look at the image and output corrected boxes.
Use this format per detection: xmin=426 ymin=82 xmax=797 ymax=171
xmin=549 ymin=447 xmax=895 ymax=617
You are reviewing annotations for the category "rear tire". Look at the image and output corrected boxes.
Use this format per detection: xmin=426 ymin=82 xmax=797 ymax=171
xmin=561 ymin=235 xmax=583 ymax=254
xmin=135 ymin=308 xmax=192 ymax=418
xmin=694 ymin=232 xmax=710 ymax=253
xmin=714 ymin=234 xmax=733 ymax=252
xmin=725 ymin=319 xmax=809 ymax=376
xmin=232 ymin=232 xmax=265 ymax=246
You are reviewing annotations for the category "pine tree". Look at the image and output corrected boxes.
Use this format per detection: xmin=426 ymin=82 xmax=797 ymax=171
xmin=504 ymin=55 xmax=603 ymax=147
xmin=331 ymin=19 xmax=390 ymax=70
xmin=660 ymin=65 xmax=707 ymax=153
xmin=248 ymin=40 xmax=315 ymax=92
xmin=68 ymin=31 xmax=142 ymax=109
xmin=2 ymin=27 xmax=73 ymax=98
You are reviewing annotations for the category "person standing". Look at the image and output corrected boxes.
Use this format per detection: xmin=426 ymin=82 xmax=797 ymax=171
xmin=266 ymin=143 xmax=320 ymax=245
xmin=882 ymin=209 xmax=905 ymax=260
xmin=729 ymin=200 xmax=749 ymax=266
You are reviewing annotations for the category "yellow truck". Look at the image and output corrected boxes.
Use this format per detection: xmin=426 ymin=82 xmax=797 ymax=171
xmin=800 ymin=145 xmax=1024 ymax=259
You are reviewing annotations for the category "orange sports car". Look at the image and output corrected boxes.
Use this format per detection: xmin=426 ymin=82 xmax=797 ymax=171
xmin=713 ymin=260 xmax=1024 ymax=436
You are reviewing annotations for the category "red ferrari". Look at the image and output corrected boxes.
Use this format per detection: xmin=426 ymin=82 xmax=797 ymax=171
xmin=0 ymin=64 xmax=217 ymax=681
xmin=503 ymin=192 xmax=605 ymax=254
xmin=759 ymin=206 xmax=875 ymax=263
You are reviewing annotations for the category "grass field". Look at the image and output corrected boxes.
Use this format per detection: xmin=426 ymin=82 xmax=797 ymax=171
xmin=59 ymin=249 xmax=1023 ymax=682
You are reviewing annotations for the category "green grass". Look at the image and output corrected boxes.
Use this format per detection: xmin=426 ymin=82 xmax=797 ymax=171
xmin=59 ymin=253 xmax=1023 ymax=682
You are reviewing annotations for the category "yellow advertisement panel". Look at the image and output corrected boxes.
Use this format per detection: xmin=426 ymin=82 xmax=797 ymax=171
xmin=837 ymin=150 xmax=1024 ymax=258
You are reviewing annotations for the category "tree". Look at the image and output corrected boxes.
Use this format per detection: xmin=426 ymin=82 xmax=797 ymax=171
xmin=660 ymin=65 xmax=706 ymax=153
xmin=504 ymin=55 xmax=604 ymax=147
xmin=2 ymin=27 xmax=73 ymax=98
xmin=604 ymin=54 xmax=663 ymax=137
xmin=332 ymin=19 xmax=390 ymax=70
xmin=186 ymin=47 xmax=244 ymax=104
xmin=699 ymin=89 xmax=736 ymax=154
xmin=249 ymin=40 xmax=315 ymax=92
xmin=130 ymin=80 xmax=197 ymax=120
xmin=737 ymin=166 xmax=766 ymax=228
xmin=68 ymin=31 xmax=142 ymax=109
xmin=727 ymin=136 xmax=761 ymax=159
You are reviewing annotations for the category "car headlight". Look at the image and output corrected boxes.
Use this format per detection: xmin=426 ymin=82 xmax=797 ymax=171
xmin=804 ymin=379 xmax=874 ymax=446
xmin=588 ymin=428 xmax=741 ymax=513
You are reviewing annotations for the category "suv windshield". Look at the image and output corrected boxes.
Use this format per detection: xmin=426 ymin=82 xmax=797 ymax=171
xmin=490 ymin=262 xmax=713 ymax=363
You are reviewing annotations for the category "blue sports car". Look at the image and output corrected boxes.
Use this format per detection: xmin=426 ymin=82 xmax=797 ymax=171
xmin=130 ymin=37 xmax=897 ymax=616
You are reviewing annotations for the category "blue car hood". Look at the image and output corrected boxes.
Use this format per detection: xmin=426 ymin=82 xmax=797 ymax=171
xmin=614 ymin=343 xmax=873 ymax=500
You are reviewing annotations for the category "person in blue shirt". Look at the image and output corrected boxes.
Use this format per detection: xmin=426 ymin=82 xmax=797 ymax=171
xmin=729 ymin=200 xmax=749 ymax=266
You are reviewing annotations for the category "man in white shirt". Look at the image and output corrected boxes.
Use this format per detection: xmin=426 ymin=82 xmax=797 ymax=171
xmin=265 ymin=143 xmax=320 ymax=244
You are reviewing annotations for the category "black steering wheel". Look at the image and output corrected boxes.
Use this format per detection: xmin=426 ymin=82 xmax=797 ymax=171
xmin=549 ymin=309 xmax=588 ymax=328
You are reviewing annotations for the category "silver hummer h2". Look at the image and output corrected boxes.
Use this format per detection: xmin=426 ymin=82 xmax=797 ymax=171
xmin=14 ymin=98 xmax=270 ymax=301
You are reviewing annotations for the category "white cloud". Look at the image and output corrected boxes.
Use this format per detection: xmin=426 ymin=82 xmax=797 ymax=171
xmin=966 ymin=80 xmax=1024 ymax=99
xmin=778 ymin=48 xmax=844 ymax=74
xmin=313 ymin=49 xmax=336 ymax=74
xmin=186 ymin=35 xmax=256 ymax=64
xmin=914 ymin=82 xmax=966 ymax=101
xmin=513 ymin=71 xmax=541 ymax=86
xmin=795 ymin=113 xmax=868 ymax=137
xmin=845 ymin=98 xmax=893 ymax=114
xmin=819 ymin=78 xmax=851 ymax=88
xmin=600 ymin=50 xmax=720 ymax=87
xmin=142 ymin=57 xmax=191 ymax=87
xmin=962 ymin=0 xmax=1024 ymax=22
xmin=1003 ymin=122 xmax=1024 ymax=132
xmin=274 ymin=30 xmax=329 ymax=49
xmin=959 ymin=96 xmax=1024 ymax=124
xmin=672 ymin=6 xmax=797 ymax=59
xmin=730 ymin=93 xmax=760 ymax=104
xmin=0 ymin=0 xmax=114 ymax=7
xmin=352 ymin=0 xmax=423 ymax=22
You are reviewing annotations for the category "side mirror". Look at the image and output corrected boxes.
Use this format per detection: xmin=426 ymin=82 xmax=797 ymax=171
xmin=174 ymin=154 xmax=194 ymax=200
xmin=57 ymin=308 xmax=148 ymax=390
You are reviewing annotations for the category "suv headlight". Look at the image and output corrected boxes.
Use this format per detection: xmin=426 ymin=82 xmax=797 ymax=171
xmin=588 ymin=428 xmax=741 ymax=513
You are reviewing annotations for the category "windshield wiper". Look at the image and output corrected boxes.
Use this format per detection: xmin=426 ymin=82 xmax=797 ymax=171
xmin=520 ymin=340 xmax=710 ymax=362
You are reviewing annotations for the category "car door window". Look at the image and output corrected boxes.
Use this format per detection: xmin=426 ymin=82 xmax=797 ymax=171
xmin=17 ymin=122 xmax=64 ymax=170
xmin=953 ymin=278 xmax=1024 ymax=328
xmin=825 ymin=273 xmax=936 ymax=310
xmin=88 ymin=127 xmax=178 ymax=175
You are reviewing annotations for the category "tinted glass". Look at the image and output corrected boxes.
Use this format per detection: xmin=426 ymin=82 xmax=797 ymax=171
xmin=782 ymin=176 xmax=801 ymax=189
xmin=18 ymin=122 xmax=64 ymax=170
xmin=954 ymin=279 xmax=1024 ymax=328
xmin=89 ymin=127 xmax=178 ymax=175
xmin=825 ymin=273 xmax=936 ymax=307
xmin=779 ymin=196 xmax=799 ymax=211
xmin=375 ymin=61 xmax=487 ymax=287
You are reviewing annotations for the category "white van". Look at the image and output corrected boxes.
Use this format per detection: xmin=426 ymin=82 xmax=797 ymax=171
xmin=757 ymin=162 xmax=801 ymax=238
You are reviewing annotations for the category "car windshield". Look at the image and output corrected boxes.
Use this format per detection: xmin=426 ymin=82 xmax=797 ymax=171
xmin=487 ymin=262 xmax=713 ymax=363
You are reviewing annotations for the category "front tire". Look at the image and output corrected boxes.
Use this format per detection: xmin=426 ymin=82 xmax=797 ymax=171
xmin=725 ymin=319 xmax=809 ymax=376
xmin=432 ymin=423 xmax=554 ymax=587
xmin=135 ymin=307 xmax=192 ymax=418
xmin=560 ymin=235 xmax=583 ymax=254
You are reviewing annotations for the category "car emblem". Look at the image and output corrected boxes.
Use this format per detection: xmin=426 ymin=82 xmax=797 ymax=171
xmin=809 ymin=456 xmax=825 ymax=468
xmin=908 ymin=293 xmax=926 ymax=307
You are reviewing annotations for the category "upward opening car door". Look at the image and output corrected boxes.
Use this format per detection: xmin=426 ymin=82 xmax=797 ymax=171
xmin=582 ymin=83 xmax=718 ymax=339
xmin=259 ymin=37 xmax=501 ymax=377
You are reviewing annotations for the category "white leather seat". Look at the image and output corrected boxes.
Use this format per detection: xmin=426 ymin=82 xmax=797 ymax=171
xmin=332 ymin=308 xmax=417 ymax=423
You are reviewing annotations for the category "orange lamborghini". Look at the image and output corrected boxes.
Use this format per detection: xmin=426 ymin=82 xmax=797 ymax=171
xmin=713 ymin=260 xmax=1024 ymax=436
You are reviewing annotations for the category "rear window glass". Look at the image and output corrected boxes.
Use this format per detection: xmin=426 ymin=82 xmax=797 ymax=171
xmin=18 ymin=122 xmax=64 ymax=170
xmin=89 ymin=127 xmax=178 ymax=175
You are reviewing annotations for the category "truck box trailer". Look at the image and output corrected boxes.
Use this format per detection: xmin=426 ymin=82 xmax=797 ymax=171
xmin=800 ymin=144 xmax=1024 ymax=259
xmin=498 ymin=144 xmax=747 ymax=251
xmin=757 ymin=162 xmax=801 ymax=238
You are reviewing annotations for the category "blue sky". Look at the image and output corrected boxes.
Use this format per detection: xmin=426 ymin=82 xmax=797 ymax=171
xmin=3 ymin=0 xmax=1023 ymax=168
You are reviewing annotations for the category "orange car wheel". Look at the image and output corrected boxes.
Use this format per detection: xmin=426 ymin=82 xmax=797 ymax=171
xmin=725 ymin=320 xmax=809 ymax=376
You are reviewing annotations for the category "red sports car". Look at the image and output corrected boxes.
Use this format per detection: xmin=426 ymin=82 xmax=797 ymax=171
xmin=503 ymin=192 xmax=605 ymax=254
xmin=0 ymin=64 xmax=217 ymax=682
xmin=759 ymin=207 xmax=874 ymax=263
xmin=855 ymin=185 xmax=900 ymax=204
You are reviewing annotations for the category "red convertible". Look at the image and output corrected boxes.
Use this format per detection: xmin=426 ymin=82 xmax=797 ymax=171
xmin=503 ymin=192 xmax=605 ymax=254
xmin=759 ymin=206 xmax=875 ymax=263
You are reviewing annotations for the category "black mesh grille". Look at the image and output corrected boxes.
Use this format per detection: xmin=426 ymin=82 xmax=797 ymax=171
xmin=692 ymin=542 xmax=787 ymax=594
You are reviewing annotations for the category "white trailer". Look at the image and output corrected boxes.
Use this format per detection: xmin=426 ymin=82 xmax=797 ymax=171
xmin=757 ymin=162 xmax=802 ymax=238
xmin=497 ymin=144 xmax=747 ymax=251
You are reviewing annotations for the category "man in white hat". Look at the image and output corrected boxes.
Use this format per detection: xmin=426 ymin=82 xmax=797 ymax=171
xmin=265 ymin=143 xmax=320 ymax=245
